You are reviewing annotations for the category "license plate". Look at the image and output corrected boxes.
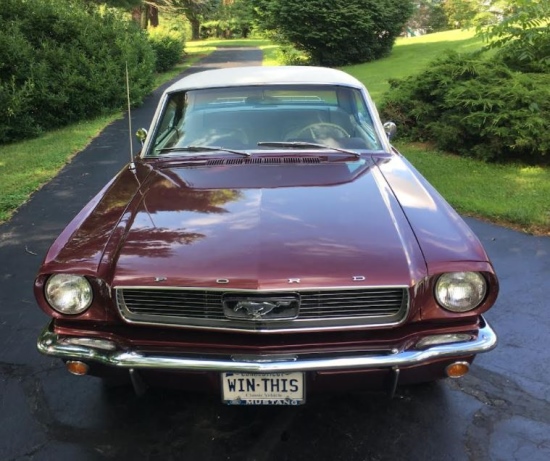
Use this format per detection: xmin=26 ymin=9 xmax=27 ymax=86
xmin=221 ymin=372 xmax=305 ymax=405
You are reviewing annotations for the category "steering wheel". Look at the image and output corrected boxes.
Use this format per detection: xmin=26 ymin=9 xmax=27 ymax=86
xmin=294 ymin=123 xmax=350 ymax=140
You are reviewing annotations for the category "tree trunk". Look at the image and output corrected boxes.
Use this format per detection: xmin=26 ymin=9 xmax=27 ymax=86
xmin=190 ymin=18 xmax=201 ymax=40
xmin=140 ymin=4 xmax=149 ymax=30
xmin=149 ymin=6 xmax=159 ymax=28
xmin=131 ymin=7 xmax=141 ymax=25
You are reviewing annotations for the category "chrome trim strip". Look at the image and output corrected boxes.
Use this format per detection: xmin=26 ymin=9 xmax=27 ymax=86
xmin=113 ymin=316 xmax=406 ymax=333
xmin=113 ymin=285 xmax=409 ymax=292
xmin=37 ymin=317 xmax=497 ymax=373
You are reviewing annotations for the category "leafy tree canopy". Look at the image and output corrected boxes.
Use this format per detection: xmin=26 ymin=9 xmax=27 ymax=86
xmin=476 ymin=0 xmax=550 ymax=70
xmin=405 ymin=0 xmax=448 ymax=34
xmin=251 ymin=0 xmax=414 ymax=66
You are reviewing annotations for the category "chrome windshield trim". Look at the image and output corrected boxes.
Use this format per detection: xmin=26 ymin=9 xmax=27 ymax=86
xmin=37 ymin=317 xmax=497 ymax=373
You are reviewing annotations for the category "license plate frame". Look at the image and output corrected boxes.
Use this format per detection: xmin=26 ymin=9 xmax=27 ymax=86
xmin=221 ymin=372 xmax=305 ymax=405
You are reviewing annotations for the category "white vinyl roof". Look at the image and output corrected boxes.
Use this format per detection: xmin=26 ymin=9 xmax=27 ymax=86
xmin=165 ymin=66 xmax=365 ymax=93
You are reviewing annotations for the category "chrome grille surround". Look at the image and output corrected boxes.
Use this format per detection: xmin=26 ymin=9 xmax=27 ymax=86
xmin=115 ymin=286 xmax=409 ymax=333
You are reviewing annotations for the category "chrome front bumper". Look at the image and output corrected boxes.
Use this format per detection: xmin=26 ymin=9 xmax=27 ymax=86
xmin=37 ymin=318 xmax=497 ymax=373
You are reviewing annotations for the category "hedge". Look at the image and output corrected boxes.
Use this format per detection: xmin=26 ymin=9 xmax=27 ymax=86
xmin=380 ymin=51 xmax=550 ymax=165
xmin=0 ymin=0 xmax=156 ymax=144
xmin=148 ymin=27 xmax=186 ymax=73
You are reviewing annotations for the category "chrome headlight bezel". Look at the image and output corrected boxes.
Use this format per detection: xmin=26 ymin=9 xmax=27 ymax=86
xmin=435 ymin=272 xmax=487 ymax=313
xmin=45 ymin=274 xmax=93 ymax=315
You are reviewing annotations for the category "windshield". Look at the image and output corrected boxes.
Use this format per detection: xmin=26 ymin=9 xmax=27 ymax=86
xmin=146 ymin=84 xmax=383 ymax=156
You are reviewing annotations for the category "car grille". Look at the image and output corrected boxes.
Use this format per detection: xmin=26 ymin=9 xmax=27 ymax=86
xmin=115 ymin=287 xmax=409 ymax=332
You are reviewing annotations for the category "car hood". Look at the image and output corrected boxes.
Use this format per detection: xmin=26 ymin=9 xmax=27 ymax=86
xmin=109 ymin=158 xmax=428 ymax=289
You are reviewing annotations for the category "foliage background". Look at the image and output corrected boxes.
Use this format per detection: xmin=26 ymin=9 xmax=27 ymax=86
xmin=381 ymin=51 xmax=550 ymax=164
xmin=148 ymin=25 xmax=186 ymax=72
xmin=250 ymin=0 xmax=414 ymax=66
xmin=0 ymin=0 xmax=156 ymax=144
xmin=380 ymin=0 xmax=550 ymax=165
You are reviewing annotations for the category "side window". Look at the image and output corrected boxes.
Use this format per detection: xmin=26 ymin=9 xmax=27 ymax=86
xmin=352 ymin=91 xmax=371 ymax=124
xmin=351 ymin=90 xmax=381 ymax=149
xmin=151 ymin=95 xmax=188 ymax=154
xmin=155 ymin=100 xmax=178 ymax=144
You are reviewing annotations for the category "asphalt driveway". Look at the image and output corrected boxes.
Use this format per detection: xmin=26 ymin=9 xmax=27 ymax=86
xmin=1 ymin=47 xmax=549 ymax=461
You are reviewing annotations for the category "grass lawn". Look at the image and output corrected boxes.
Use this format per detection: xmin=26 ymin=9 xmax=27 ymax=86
xmin=340 ymin=30 xmax=549 ymax=235
xmin=0 ymin=116 xmax=117 ymax=223
xmin=1 ymin=31 xmax=548 ymax=235
xmin=342 ymin=29 xmax=482 ymax=104
xmin=401 ymin=143 xmax=550 ymax=235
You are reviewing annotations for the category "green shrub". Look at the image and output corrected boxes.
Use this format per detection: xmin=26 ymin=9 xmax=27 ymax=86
xmin=0 ymin=21 xmax=39 ymax=141
xmin=0 ymin=0 xmax=155 ymax=144
xmin=380 ymin=51 xmax=550 ymax=164
xmin=0 ymin=77 xmax=39 ymax=142
xmin=251 ymin=0 xmax=413 ymax=66
xmin=275 ymin=45 xmax=310 ymax=65
xmin=148 ymin=27 xmax=186 ymax=72
xmin=497 ymin=32 xmax=550 ymax=74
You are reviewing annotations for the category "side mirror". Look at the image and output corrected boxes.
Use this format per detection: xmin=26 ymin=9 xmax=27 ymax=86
xmin=383 ymin=122 xmax=397 ymax=140
xmin=136 ymin=128 xmax=148 ymax=145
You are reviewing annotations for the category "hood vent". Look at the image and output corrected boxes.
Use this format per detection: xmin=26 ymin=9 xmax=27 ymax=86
xmin=207 ymin=157 xmax=324 ymax=166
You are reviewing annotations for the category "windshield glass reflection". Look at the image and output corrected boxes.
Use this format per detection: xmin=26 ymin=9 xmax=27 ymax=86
xmin=148 ymin=85 xmax=383 ymax=156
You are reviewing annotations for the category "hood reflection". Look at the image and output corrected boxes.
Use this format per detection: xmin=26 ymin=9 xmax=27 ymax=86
xmin=112 ymin=159 xmax=424 ymax=289
xmin=124 ymin=176 xmax=244 ymax=258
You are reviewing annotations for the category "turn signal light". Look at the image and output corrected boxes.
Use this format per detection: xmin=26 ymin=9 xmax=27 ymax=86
xmin=66 ymin=361 xmax=89 ymax=376
xmin=446 ymin=361 xmax=470 ymax=378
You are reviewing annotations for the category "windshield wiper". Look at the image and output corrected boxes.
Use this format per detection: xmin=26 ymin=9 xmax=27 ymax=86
xmin=158 ymin=145 xmax=250 ymax=157
xmin=257 ymin=141 xmax=361 ymax=159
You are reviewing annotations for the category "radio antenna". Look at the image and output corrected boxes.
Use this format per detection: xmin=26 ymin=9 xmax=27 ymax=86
xmin=126 ymin=62 xmax=135 ymax=170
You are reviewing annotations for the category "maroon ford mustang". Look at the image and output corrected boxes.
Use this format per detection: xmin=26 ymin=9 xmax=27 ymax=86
xmin=35 ymin=66 xmax=498 ymax=405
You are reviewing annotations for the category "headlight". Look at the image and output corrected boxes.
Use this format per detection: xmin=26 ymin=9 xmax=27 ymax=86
xmin=435 ymin=272 xmax=486 ymax=313
xmin=45 ymin=274 xmax=93 ymax=315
